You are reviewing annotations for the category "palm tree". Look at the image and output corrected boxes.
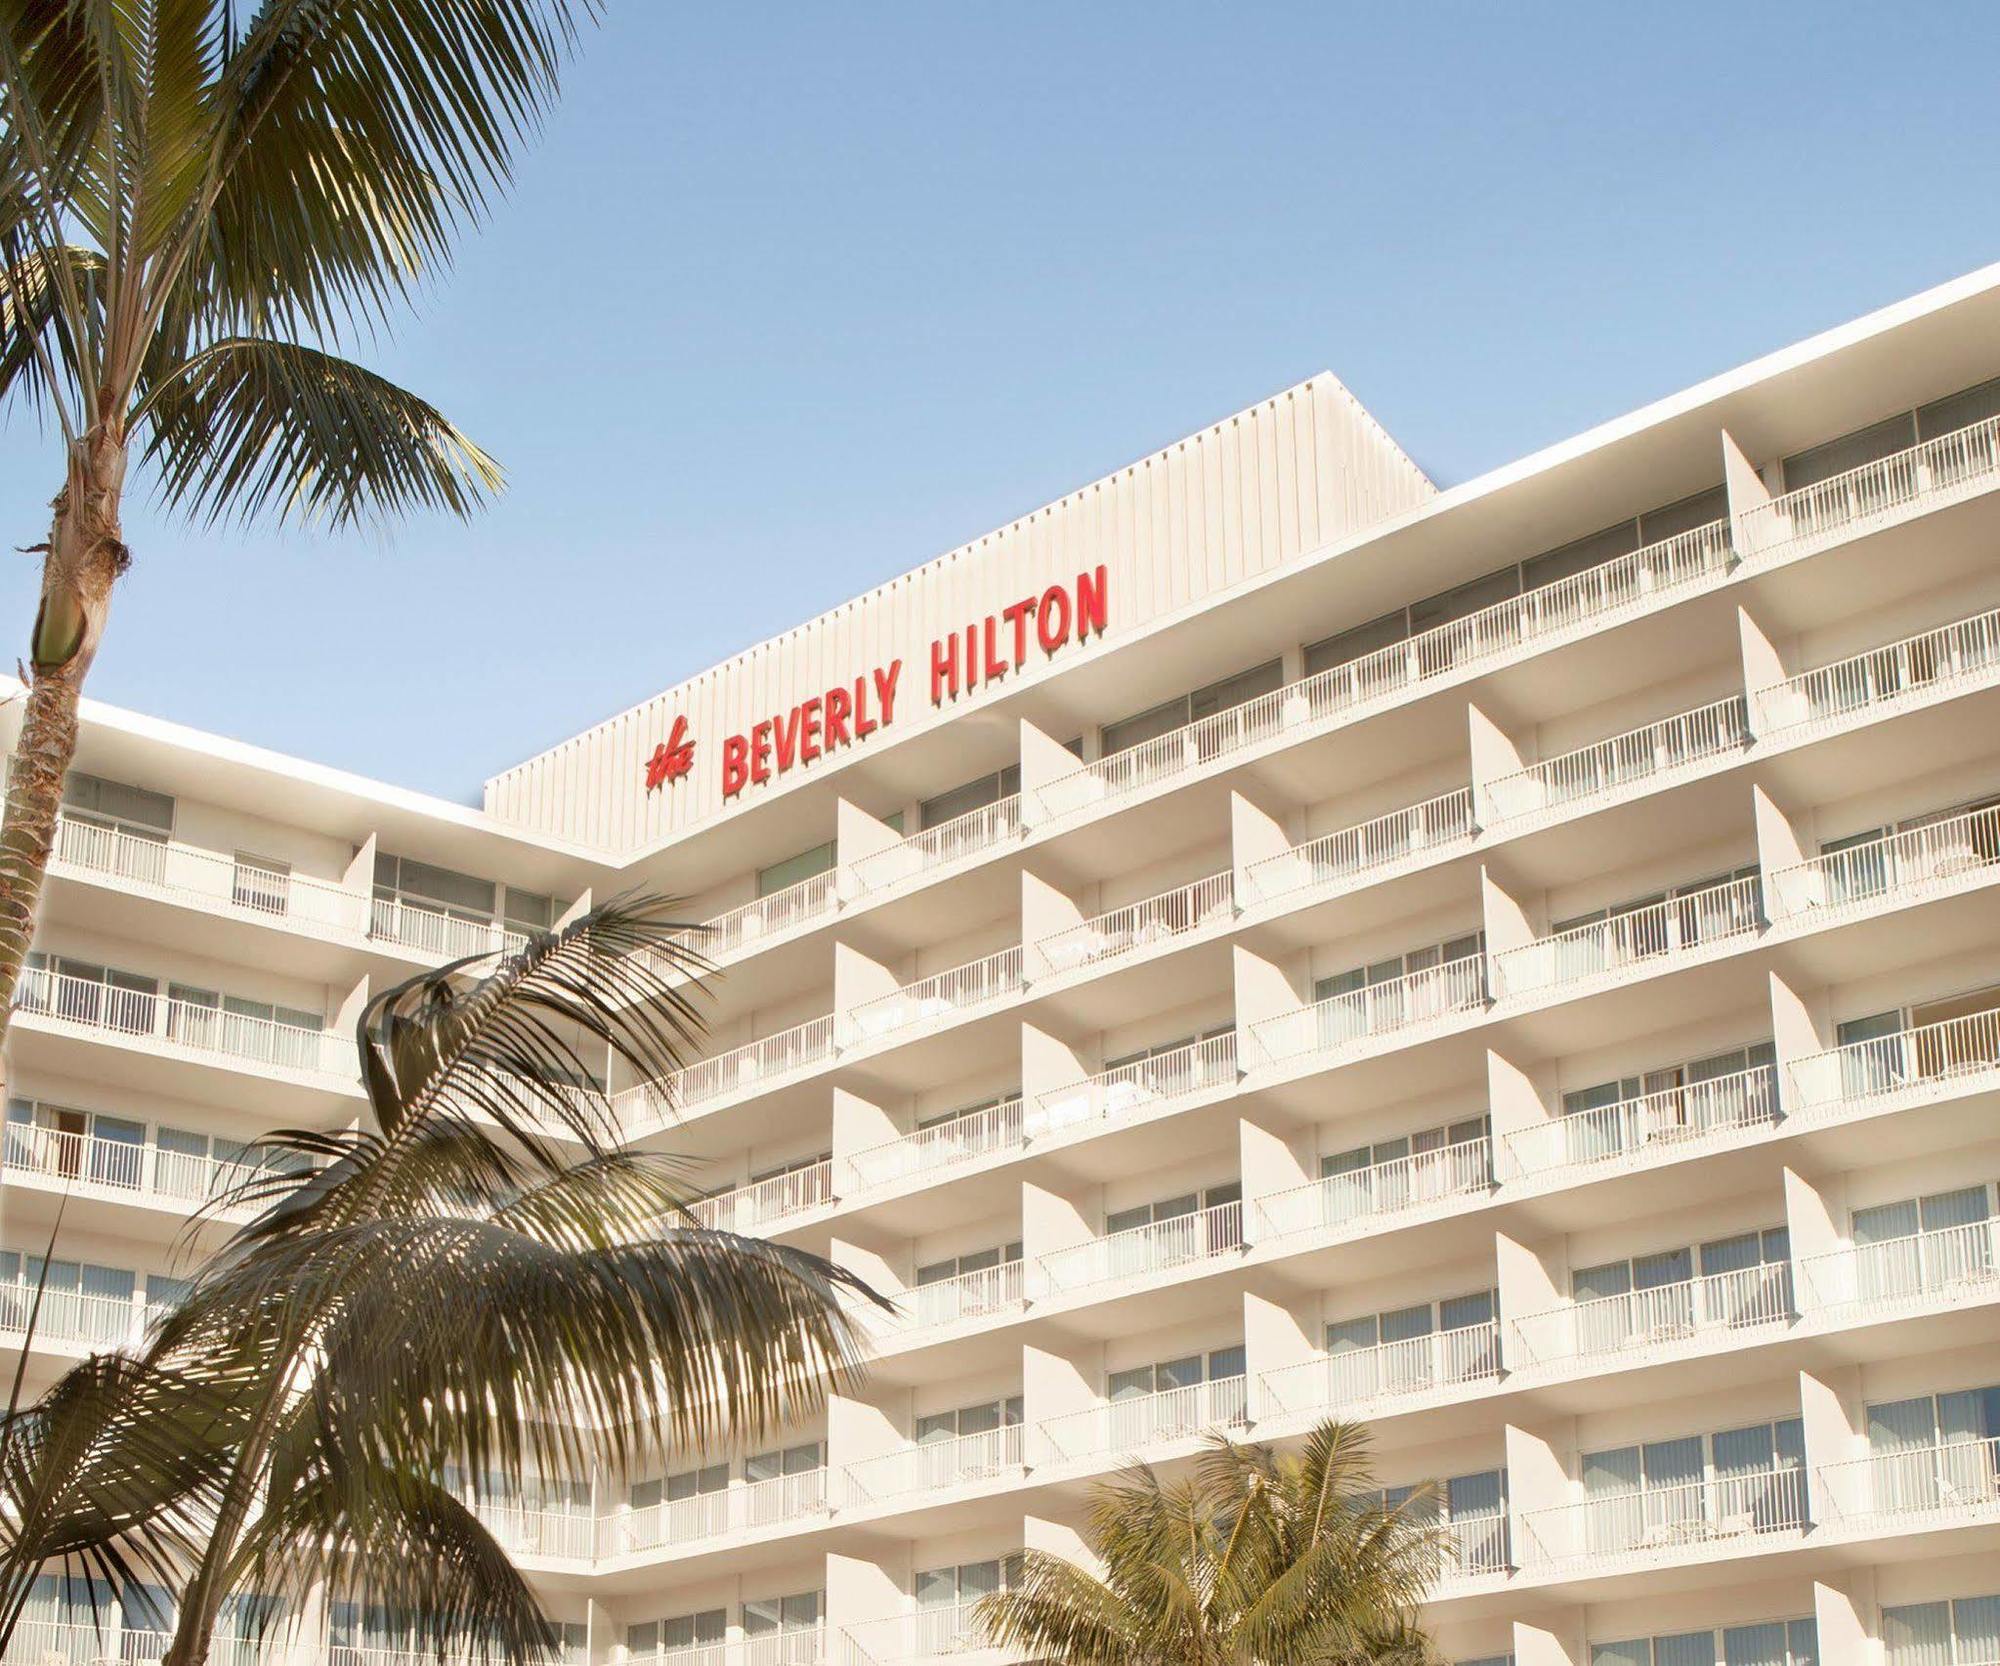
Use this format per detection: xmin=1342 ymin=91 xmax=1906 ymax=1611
xmin=0 ymin=0 xmax=593 ymax=1086
xmin=3 ymin=896 xmax=880 ymax=1666
xmin=976 ymin=1421 xmax=1445 ymax=1666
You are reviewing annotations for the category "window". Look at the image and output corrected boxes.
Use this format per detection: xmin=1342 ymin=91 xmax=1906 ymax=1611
xmin=161 ymin=982 xmax=323 ymax=1068
xmin=627 ymin=1612 xmax=725 ymax=1658
xmin=916 ymin=1555 xmax=1021 ymax=1611
xmin=920 ymin=766 xmax=1021 ymax=831
xmin=1591 ymin=1619 xmax=1817 ymax=1666
xmin=1106 ymin=1345 xmax=1246 ymax=1443
xmin=745 ymin=1440 xmax=823 ymax=1482
xmin=1570 ymin=1227 xmax=1789 ymax=1347
xmin=1850 ymin=1184 xmax=1994 ymax=1299
xmin=1101 ymin=1023 xmax=1236 ymax=1078
xmin=1783 ymin=412 xmax=1919 ymax=491
xmin=629 ymin=1462 xmax=727 ymax=1512
xmin=231 ymin=854 xmax=291 ymax=916
xmin=1326 ymin=1291 xmax=1498 ymax=1394
xmin=1866 ymin=1384 xmax=2000 ymax=1464
xmin=742 ymin=1591 xmax=821 ymax=1640
xmin=916 ymin=1396 xmax=1023 ymax=1443
xmin=1581 ymin=1417 xmax=1804 ymax=1545
xmin=1835 ymin=985 xmax=2000 ymax=1095
xmin=0 ymin=1254 xmax=136 ymax=1344
xmin=1884 ymin=1593 xmax=2000 ymax=1666
xmin=502 ymin=887 xmax=554 ymax=940
xmin=913 ymin=1242 xmax=1023 ymax=1323
xmin=1101 ymin=659 xmax=1283 ymax=758
xmin=62 ymin=772 xmax=174 ymax=837
xmin=757 ymin=840 xmax=835 ymax=898
xmin=6 ymin=1097 xmax=143 ymax=1188
xmin=22 ymin=955 xmax=159 ymax=1032
xmin=1310 ymin=933 xmax=1484 ymax=1044
xmin=1314 ymin=932 xmax=1484 ymax=1003
xmin=1559 ymin=1039 xmax=1776 ymax=1157
xmin=1364 ymin=1469 xmax=1508 ymax=1572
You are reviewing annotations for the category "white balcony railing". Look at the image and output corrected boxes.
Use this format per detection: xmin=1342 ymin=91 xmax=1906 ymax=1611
xmin=1 ymin=1623 xmax=272 ymax=1666
xmin=1490 ymin=876 xmax=1763 ymax=1001
xmin=672 ymin=869 xmax=841 ymax=964
xmin=369 ymin=896 xmax=527 ymax=960
xmin=1519 ymin=1467 xmax=1808 ymax=1568
xmin=1258 ymin=1321 xmax=1501 ymax=1422
xmin=0 ymin=1124 xmax=294 ymax=1217
xmin=1441 ymin=1512 xmax=1513 ymax=1580
xmin=621 ymin=1013 xmax=839 ymax=1124
xmin=689 ymin=1160 xmax=834 ymax=1233
xmin=850 ymin=797 xmax=1025 ymax=895
xmin=1769 ymin=803 xmax=2000 ymax=920
xmin=1509 ymin=1262 xmax=1795 ymax=1370
xmin=845 ymin=1097 xmax=1027 ymax=1192
xmin=848 ymin=948 xmax=1024 ymax=1044
xmin=1255 ymin=1135 xmax=1492 ymax=1240
xmin=1799 ymin=1218 xmax=2000 ymax=1314
xmin=627 ymin=1636 xmax=825 ymax=1666
xmin=1250 ymin=954 xmax=1486 ymax=1068
xmin=1034 ymin=522 xmax=1734 ymax=823
xmin=844 ymin=1424 xmax=1026 ymax=1506
xmin=1817 ymin=1435 xmax=2000 ymax=1525
xmin=1751 ymin=605 xmax=2000 ymax=737
xmin=1031 ymin=1032 xmax=1238 ymax=1140
xmin=0 ymin=1282 xmax=143 ymax=1349
xmin=51 ymin=815 xmax=368 ymax=937
xmin=609 ymin=1468 xmax=831 ymax=1556
xmin=1036 ymin=870 xmax=1234 ymax=976
xmin=1740 ymin=410 xmax=2000 ymax=556
xmin=895 ymin=1260 xmax=1026 ymax=1335
xmin=1035 ymin=1199 xmax=1244 ymax=1298
xmin=472 ymin=1500 xmax=597 ymax=1562
xmin=843 ymin=1603 xmax=1003 ymax=1664
xmin=1243 ymin=787 xmax=1476 ymax=907
xmin=13 ymin=967 xmax=354 ymax=1079
xmin=1481 ymin=695 xmax=1749 ymax=826
xmin=1504 ymin=1065 xmax=1779 ymax=1180
xmin=1038 ymin=1376 xmax=1249 ymax=1464
xmin=1790 ymin=1009 xmax=2000 ymax=1115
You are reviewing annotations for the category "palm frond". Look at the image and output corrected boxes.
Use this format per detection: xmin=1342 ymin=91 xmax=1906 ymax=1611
xmin=138 ymin=335 xmax=502 ymax=527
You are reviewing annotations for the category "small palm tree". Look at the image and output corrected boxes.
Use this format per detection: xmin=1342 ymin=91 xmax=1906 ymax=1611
xmin=2 ymin=896 xmax=880 ymax=1666
xmin=0 ymin=0 xmax=595 ymax=1084
xmin=976 ymin=1421 xmax=1444 ymax=1666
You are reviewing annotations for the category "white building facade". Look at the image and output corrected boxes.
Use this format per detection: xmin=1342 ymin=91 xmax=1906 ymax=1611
xmin=10 ymin=265 xmax=2000 ymax=1666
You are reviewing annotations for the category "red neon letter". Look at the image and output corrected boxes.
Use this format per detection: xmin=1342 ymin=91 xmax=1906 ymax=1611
xmin=930 ymin=633 xmax=957 ymax=704
xmin=982 ymin=616 xmax=1006 ymax=681
xmin=1076 ymin=564 xmax=1109 ymax=640
xmin=1036 ymin=584 xmax=1071 ymax=653
xmin=774 ymin=706 xmax=802 ymax=773
xmin=825 ymin=685 xmax=852 ymax=746
xmin=852 ymin=675 xmax=877 ymax=739
xmin=1002 ymin=598 xmax=1034 ymax=667
xmin=749 ymin=720 xmax=773 ymax=785
xmin=874 ymin=659 xmax=903 ymax=727
xmin=722 ymin=734 xmax=750 ymax=798
xmin=799 ymin=697 xmax=823 ymax=763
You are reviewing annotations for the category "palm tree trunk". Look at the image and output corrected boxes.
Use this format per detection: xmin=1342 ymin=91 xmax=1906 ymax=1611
xmin=0 ymin=428 xmax=129 ymax=1093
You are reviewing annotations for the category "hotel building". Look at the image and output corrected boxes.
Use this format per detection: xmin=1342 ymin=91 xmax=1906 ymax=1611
xmin=8 ymin=265 xmax=2000 ymax=1666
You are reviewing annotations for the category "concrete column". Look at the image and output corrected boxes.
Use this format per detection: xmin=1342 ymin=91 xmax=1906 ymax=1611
xmin=1022 ymin=1177 xmax=1094 ymax=1299
xmin=1504 ymin=1419 xmax=1574 ymax=1566
xmin=1813 ymin=1570 xmax=1879 ymax=1666
xmin=1023 ymin=870 xmax=1088 ymax=980
xmin=1738 ymin=606 xmax=1793 ymax=731
xmin=1515 ymin=1613 xmax=1587 ymax=1666
xmin=827 ymin=1548 xmax=902 ymax=1642
xmin=1800 ymin=1366 xmax=1863 ymax=1529
xmin=1024 ymin=1510 xmax=1100 ymax=1574
xmin=1021 ymin=1020 xmax=1093 ymax=1137
xmin=1480 ymin=865 xmax=1539 ymax=1000
xmin=340 ymin=832 xmax=377 ymax=937
xmin=1024 ymin=1342 xmax=1097 ymax=1464
xmin=1754 ymin=784 xmax=1814 ymax=919
xmin=1785 ymin=1165 xmax=1848 ymax=1315
xmin=1487 ymin=1047 xmax=1553 ymax=1183
xmin=832 ymin=1085 xmax=902 ymax=1192
xmin=833 ymin=941 xmax=903 ymax=1049
xmin=554 ymin=888 xmax=594 ymax=930
xmin=333 ymin=976 xmax=370 ymax=1079
xmin=1496 ymin=1229 xmax=1568 ymax=1371
xmin=1230 ymin=788 xmax=1295 ymax=908
xmin=1723 ymin=428 xmax=1777 ymax=557
xmin=828 ymin=1386 xmax=905 ymax=1505
xmin=830 ymin=1229 xmax=904 ymax=1351
xmin=1469 ymin=701 xmax=1532 ymax=826
xmin=1770 ymin=969 xmax=1833 ymax=1115
xmin=1244 ymin=1289 xmax=1319 ymax=1421
xmin=1232 ymin=943 xmax=1301 ymax=1070
xmin=835 ymin=798 xmax=905 ymax=899
xmin=1240 ymin=1112 xmax=1313 ymax=1241
xmin=1020 ymin=717 xmax=1087 ymax=828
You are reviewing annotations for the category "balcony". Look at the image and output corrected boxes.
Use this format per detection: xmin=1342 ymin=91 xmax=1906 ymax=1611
xmin=892 ymin=1261 xmax=1026 ymax=1337
xmin=844 ymin=1097 xmax=1026 ymax=1193
xmin=1035 ymin=871 xmax=1234 ymax=977
xmin=619 ymin=1013 xmax=838 ymax=1125
xmin=1503 ymin=1064 xmax=1779 ymax=1182
xmin=1030 ymin=1032 xmax=1238 ymax=1140
xmin=0 ymin=1281 xmax=145 ymax=1350
xmin=1035 ymin=1198 xmax=1244 ymax=1300
xmin=1509 ymin=1262 xmax=1795 ymax=1372
xmin=1439 ymin=1512 xmax=1513 ymax=1582
xmin=1243 ymin=788 xmax=1476 ymax=908
xmin=842 ymin=1604 xmax=1006 ymax=1665
xmin=13 ymin=968 xmax=355 ymax=1081
xmin=606 ymin=1467 xmax=830 ymax=1557
xmin=1799 ymin=1218 xmax=2000 ymax=1315
xmin=1517 ymin=1467 xmax=1807 ymax=1570
xmin=689 ymin=1160 xmax=835 ymax=1233
xmin=368 ymin=896 xmax=527 ymax=960
xmin=1032 ymin=519 xmax=1734 ymax=824
xmin=472 ymin=1499 xmax=597 ymax=1562
xmin=1817 ymin=1435 xmax=2000 ymax=1528
xmin=1789 ymin=1010 xmax=2000 ymax=1119
xmin=50 ymin=815 xmax=368 ymax=938
xmin=850 ymin=797 xmax=1025 ymax=896
xmin=630 ymin=1632 xmax=826 ymax=1666
xmin=672 ymin=868 xmax=840 ymax=964
xmin=1249 ymin=954 xmax=1486 ymax=1069
xmin=1038 ymin=1375 xmax=1248 ymax=1465
xmin=1739 ymin=410 xmax=2000 ymax=558
xmin=1257 ymin=1321 xmax=1501 ymax=1423
xmin=847 ymin=948 xmax=1025 ymax=1046
xmin=1489 ymin=876 xmax=1763 ymax=1002
xmin=1480 ymin=696 xmax=1749 ymax=827
xmin=843 ymin=1424 xmax=1026 ymax=1507
xmin=1750 ymin=606 xmax=2000 ymax=739
xmin=1 ymin=1124 xmax=293 ymax=1219
xmin=3 ymin=1624 xmax=269 ymax=1666
xmin=1768 ymin=803 xmax=2000 ymax=923
xmin=1253 ymin=1135 xmax=1492 ymax=1240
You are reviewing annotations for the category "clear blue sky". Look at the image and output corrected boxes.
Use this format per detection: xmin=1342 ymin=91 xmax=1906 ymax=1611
xmin=3 ymin=3 xmax=1995 ymax=804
